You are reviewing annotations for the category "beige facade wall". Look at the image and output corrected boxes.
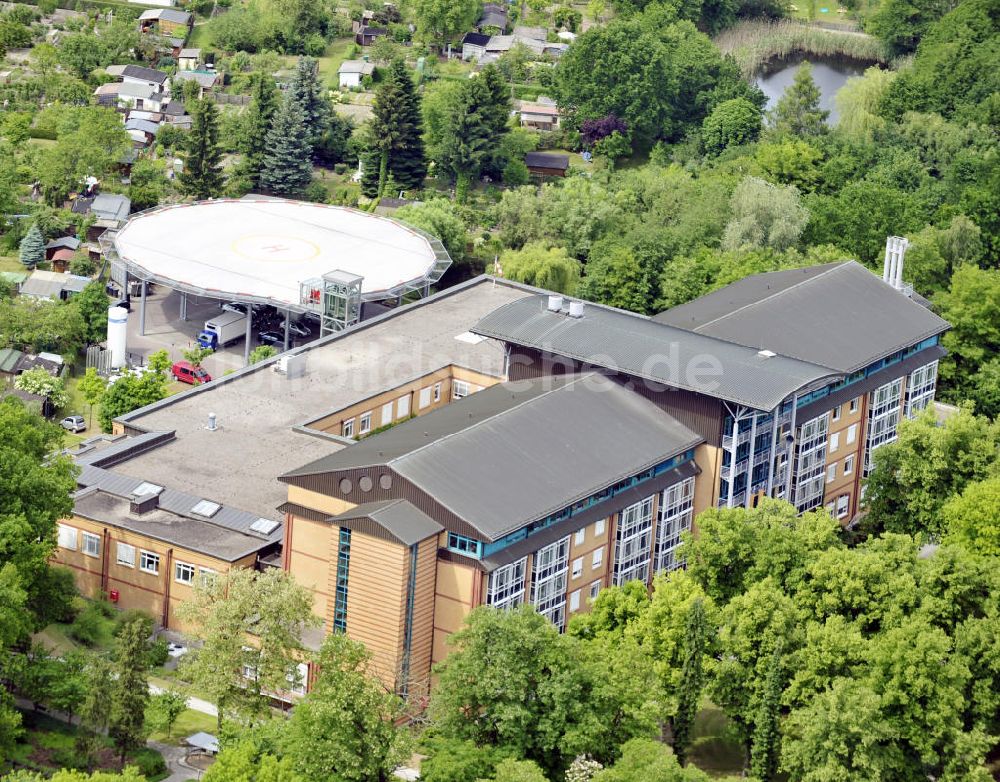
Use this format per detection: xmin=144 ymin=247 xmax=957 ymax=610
xmin=306 ymin=365 xmax=501 ymax=438
xmin=692 ymin=443 xmax=721 ymax=523
xmin=431 ymin=558 xmax=480 ymax=665
xmin=821 ymin=394 xmax=866 ymax=521
xmin=286 ymin=485 xmax=355 ymax=516
xmin=406 ymin=537 xmax=439 ymax=694
xmin=286 ymin=513 xmax=336 ymax=620
xmin=565 ymin=515 xmax=613 ymax=617
xmin=51 ymin=515 xmax=246 ymax=632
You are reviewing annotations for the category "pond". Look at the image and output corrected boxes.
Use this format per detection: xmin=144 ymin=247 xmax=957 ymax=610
xmin=754 ymin=53 xmax=870 ymax=125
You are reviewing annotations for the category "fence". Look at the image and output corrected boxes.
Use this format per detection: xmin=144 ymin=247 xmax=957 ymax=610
xmin=207 ymin=91 xmax=250 ymax=106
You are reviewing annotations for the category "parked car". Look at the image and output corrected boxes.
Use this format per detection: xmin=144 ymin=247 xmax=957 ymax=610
xmin=279 ymin=319 xmax=312 ymax=338
xmin=171 ymin=361 xmax=212 ymax=385
xmin=60 ymin=415 xmax=86 ymax=433
xmin=257 ymin=330 xmax=284 ymax=347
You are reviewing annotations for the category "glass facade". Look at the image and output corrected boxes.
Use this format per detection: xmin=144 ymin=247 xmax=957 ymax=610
xmin=333 ymin=527 xmax=351 ymax=632
xmin=654 ymin=478 xmax=695 ymax=573
xmin=864 ymin=378 xmax=903 ymax=475
xmin=487 ymin=557 xmax=527 ymax=611
xmin=613 ymin=495 xmax=655 ymax=585
xmin=904 ymin=360 xmax=938 ymax=418
xmin=793 ymin=412 xmax=830 ymax=512
xmin=530 ymin=537 xmax=569 ymax=630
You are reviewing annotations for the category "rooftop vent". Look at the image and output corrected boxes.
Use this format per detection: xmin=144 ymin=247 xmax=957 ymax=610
xmin=129 ymin=483 xmax=162 ymax=515
xmin=757 ymin=349 xmax=777 ymax=359
xmin=191 ymin=499 xmax=221 ymax=518
xmin=133 ymin=481 xmax=163 ymax=497
xmin=547 ymin=295 xmax=564 ymax=312
xmin=568 ymin=300 xmax=585 ymax=318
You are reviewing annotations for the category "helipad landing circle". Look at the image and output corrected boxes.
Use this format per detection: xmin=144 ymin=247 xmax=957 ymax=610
xmin=232 ymin=234 xmax=320 ymax=262
xmin=111 ymin=199 xmax=447 ymax=308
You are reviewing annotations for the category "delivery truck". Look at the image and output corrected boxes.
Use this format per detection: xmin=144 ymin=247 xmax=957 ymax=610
xmin=197 ymin=310 xmax=247 ymax=350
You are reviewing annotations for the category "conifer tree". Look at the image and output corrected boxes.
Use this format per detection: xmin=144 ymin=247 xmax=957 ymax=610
xmin=749 ymin=641 xmax=784 ymax=782
xmin=287 ymin=57 xmax=330 ymax=157
xmin=238 ymin=73 xmax=280 ymax=189
xmin=108 ymin=617 xmax=150 ymax=763
xmin=673 ymin=598 xmax=708 ymax=766
xmin=367 ymin=59 xmax=427 ymax=197
xmin=769 ymin=62 xmax=829 ymax=137
xmin=260 ymin=95 xmax=314 ymax=197
xmin=76 ymin=656 xmax=112 ymax=770
xmin=179 ymin=98 xmax=224 ymax=199
xmin=18 ymin=223 xmax=45 ymax=268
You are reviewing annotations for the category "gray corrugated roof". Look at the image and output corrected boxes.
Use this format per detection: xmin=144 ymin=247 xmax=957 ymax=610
xmin=471 ymin=296 xmax=839 ymax=410
xmin=122 ymin=65 xmax=168 ymax=84
xmin=653 ymin=261 xmax=950 ymax=373
xmin=92 ymin=193 xmax=131 ymax=222
xmin=329 ymin=499 xmax=443 ymax=546
xmin=283 ymin=374 xmax=703 ymax=540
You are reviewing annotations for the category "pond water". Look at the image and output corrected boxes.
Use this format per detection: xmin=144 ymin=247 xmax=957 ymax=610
xmin=754 ymin=53 xmax=870 ymax=125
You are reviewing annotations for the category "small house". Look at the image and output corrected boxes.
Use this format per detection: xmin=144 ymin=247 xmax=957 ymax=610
xmin=138 ymin=8 xmax=193 ymax=37
xmin=19 ymin=270 xmax=90 ymax=301
xmin=461 ymin=32 xmax=490 ymax=61
xmin=172 ymin=70 xmax=220 ymax=98
xmin=477 ymin=3 xmax=508 ymax=32
xmin=337 ymin=60 xmax=375 ymax=89
xmin=513 ymin=24 xmax=547 ymax=42
xmin=125 ymin=118 xmax=161 ymax=147
xmin=519 ymin=101 xmax=561 ymax=131
xmin=71 ymin=193 xmax=131 ymax=242
xmin=178 ymin=48 xmax=201 ymax=70
xmin=525 ymin=151 xmax=569 ymax=178
xmin=45 ymin=236 xmax=81 ymax=261
xmin=355 ymin=26 xmax=387 ymax=46
xmin=114 ymin=82 xmax=168 ymax=112
xmin=121 ymin=65 xmax=169 ymax=92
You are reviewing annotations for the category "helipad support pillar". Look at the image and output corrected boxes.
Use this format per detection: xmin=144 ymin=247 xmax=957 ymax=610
xmin=139 ymin=281 xmax=147 ymax=337
xmin=283 ymin=310 xmax=290 ymax=352
xmin=244 ymin=308 xmax=253 ymax=366
xmin=180 ymin=292 xmax=188 ymax=321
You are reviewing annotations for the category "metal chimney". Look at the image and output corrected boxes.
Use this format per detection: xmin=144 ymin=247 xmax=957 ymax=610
xmin=206 ymin=412 xmax=217 ymax=431
xmin=883 ymin=236 xmax=909 ymax=290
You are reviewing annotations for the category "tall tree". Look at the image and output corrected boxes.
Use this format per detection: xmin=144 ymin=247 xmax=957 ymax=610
xmin=98 ymin=372 xmax=167 ymax=432
xmin=238 ymin=73 xmax=280 ymax=190
xmin=673 ymin=598 xmax=708 ymax=766
xmin=722 ymin=176 xmax=809 ymax=252
xmin=367 ymin=59 xmax=427 ymax=197
xmin=79 ymin=367 xmax=107 ymax=430
xmin=260 ymin=95 xmax=314 ymax=197
xmin=749 ymin=641 xmax=784 ymax=781
xmin=180 ymin=98 xmax=225 ymax=200
xmin=411 ymin=0 xmax=481 ymax=47
xmin=75 ymin=281 xmax=110 ymax=344
xmin=286 ymin=57 xmax=330 ymax=157
xmin=176 ymin=568 xmax=317 ymax=729
xmin=109 ymin=617 xmax=150 ymax=763
xmin=18 ymin=224 xmax=44 ymax=268
xmin=768 ymin=62 xmax=828 ymax=137
xmin=282 ymin=634 xmax=406 ymax=781
xmin=77 ymin=655 xmax=114 ymax=770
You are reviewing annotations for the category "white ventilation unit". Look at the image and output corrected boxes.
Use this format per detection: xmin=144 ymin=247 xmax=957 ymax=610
xmin=547 ymin=295 xmax=564 ymax=312
xmin=758 ymin=349 xmax=777 ymax=359
xmin=191 ymin=499 xmax=221 ymax=518
xmin=249 ymin=518 xmax=280 ymax=535
xmin=568 ymin=300 xmax=585 ymax=318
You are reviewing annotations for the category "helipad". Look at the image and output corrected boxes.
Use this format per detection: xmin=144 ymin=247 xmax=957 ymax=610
xmin=111 ymin=199 xmax=451 ymax=311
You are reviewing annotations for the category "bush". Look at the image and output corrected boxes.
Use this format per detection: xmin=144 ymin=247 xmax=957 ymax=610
xmin=115 ymin=609 xmax=153 ymax=639
xmin=147 ymin=638 xmax=169 ymax=668
xmin=130 ymin=747 xmax=168 ymax=779
xmin=69 ymin=256 xmax=95 ymax=277
xmin=68 ymin=604 xmax=104 ymax=646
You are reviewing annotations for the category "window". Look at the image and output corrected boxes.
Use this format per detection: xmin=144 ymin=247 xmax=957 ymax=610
xmin=613 ymin=495 xmax=655 ymax=585
xmin=849 ymin=397 xmax=859 ymax=413
xmin=381 ymin=402 xmax=393 ymax=426
xmin=844 ymin=454 xmax=855 ymax=476
xmin=334 ymin=529 xmax=350 ymax=632
xmin=589 ymin=580 xmax=601 ymax=600
xmin=592 ymin=546 xmax=603 ymax=569
xmin=829 ymin=431 xmax=840 ymax=452
xmin=487 ymin=558 xmax=526 ymax=610
xmin=433 ymin=383 xmax=441 ymax=402
xmin=359 ymin=412 xmax=371 ymax=434
xmin=793 ymin=413 xmax=830 ymax=512
xmin=287 ymin=662 xmax=308 ymax=696
xmin=397 ymin=395 xmax=410 ymax=418
xmin=447 ymin=532 xmax=482 ymax=558
xmin=574 ymin=529 xmax=585 ymax=546
xmin=452 ymin=380 xmax=470 ymax=399
xmin=342 ymin=418 xmax=354 ymax=438
xmin=865 ymin=378 xmax=903 ymax=474
xmin=140 ymin=550 xmax=160 ymax=575
xmin=117 ymin=543 xmax=136 ymax=568
xmin=654 ymin=478 xmax=694 ymax=573
xmin=175 ymin=562 xmax=195 ymax=584
xmin=846 ymin=423 xmax=857 ymax=445
xmin=832 ymin=405 xmax=841 ymax=422
xmin=531 ymin=537 xmax=569 ymax=630
xmin=825 ymin=501 xmax=835 ymax=515
xmin=198 ymin=567 xmax=218 ymax=587
xmin=82 ymin=531 xmax=100 ymax=557
xmin=826 ymin=464 xmax=836 ymax=483
xmin=594 ymin=518 xmax=606 ymax=536
xmin=419 ymin=387 xmax=431 ymax=409
xmin=836 ymin=494 xmax=850 ymax=519
xmin=569 ymin=589 xmax=581 ymax=612
xmin=905 ymin=360 xmax=938 ymax=418
xmin=572 ymin=557 xmax=583 ymax=578
xmin=57 ymin=524 xmax=78 ymax=551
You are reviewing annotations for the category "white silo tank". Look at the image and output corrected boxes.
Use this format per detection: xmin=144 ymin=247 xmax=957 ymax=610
xmin=107 ymin=306 xmax=128 ymax=369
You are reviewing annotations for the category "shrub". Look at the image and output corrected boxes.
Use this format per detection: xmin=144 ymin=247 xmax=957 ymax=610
xmin=115 ymin=609 xmax=153 ymax=639
xmin=130 ymin=747 xmax=168 ymax=779
xmin=147 ymin=638 xmax=169 ymax=668
xmin=68 ymin=604 xmax=104 ymax=646
xmin=69 ymin=256 xmax=95 ymax=277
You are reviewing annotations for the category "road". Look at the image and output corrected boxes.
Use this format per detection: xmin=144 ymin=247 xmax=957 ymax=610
xmin=149 ymin=681 xmax=218 ymax=717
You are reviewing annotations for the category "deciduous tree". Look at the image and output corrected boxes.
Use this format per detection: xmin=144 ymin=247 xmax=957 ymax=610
xmin=494 ymin=243 xmax=581 ymax=294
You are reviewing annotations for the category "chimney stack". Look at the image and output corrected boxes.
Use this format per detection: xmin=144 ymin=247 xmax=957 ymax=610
xmin=882 ymin=236 xmax=909 ymax=291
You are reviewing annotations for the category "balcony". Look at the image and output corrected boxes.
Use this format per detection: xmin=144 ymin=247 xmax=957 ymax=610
xmin=722 ymin=428 xmax=754 ymax=451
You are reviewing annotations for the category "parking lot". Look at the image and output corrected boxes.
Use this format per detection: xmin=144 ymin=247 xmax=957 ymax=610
xmin=124 ymin=287 xmax=317 ymax=379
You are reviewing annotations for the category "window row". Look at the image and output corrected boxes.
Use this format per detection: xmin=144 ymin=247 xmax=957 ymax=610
xmin=825 ymin=493 xmax=851 ymax=520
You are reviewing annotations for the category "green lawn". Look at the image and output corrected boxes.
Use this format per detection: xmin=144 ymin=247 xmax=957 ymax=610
xmin=0 ymin=254 xmax=23 ymax=274
xmin=186 ymin=19 xmax=215 ymax=49
xmin=146 ymin=708 xmax=217 ymax=746
xmin=316 ymin=37 xmax=358 ymax=87
xmin=34 ymin=603 xmax=121 ymax=656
